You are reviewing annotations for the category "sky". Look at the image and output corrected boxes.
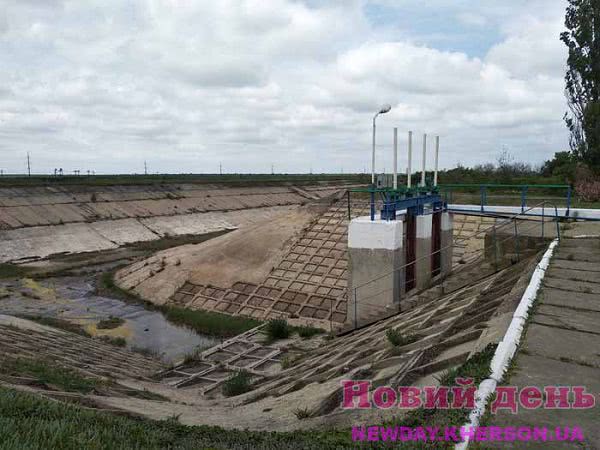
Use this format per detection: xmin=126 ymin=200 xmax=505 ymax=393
xmin=0 ymin=0 xmax=569 ymax=175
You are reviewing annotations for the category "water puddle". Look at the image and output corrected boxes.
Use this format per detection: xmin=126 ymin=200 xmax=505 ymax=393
xmin=0 ymin=275 xmax=219 ymax=363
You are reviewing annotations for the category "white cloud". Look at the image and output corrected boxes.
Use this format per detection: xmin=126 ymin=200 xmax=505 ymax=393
xmin=0 ymin=0 xmax=569 ymax=174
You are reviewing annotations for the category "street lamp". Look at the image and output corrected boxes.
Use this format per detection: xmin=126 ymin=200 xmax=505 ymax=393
xmin=371 ymin=104 xmax=392 ymax=185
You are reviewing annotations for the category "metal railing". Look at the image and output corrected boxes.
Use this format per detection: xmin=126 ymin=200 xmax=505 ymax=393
xmin=349 ymin=201 xmax=561 ymax=330
xmin=439 ymin=184 xmax=572 ymax=216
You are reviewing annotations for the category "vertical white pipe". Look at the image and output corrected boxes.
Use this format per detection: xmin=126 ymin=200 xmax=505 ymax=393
xmin=434 ymin=136 xmax=439 ymax=187
xmin=407 ymin=131 xmax=412 ymax=188
xmin=393 ymin=128 xmax=398 ymax=189
xmin=421 ymin=133 xmax=427 ymax=187
xmin=371 ymin=116 xmax=377 ymax=185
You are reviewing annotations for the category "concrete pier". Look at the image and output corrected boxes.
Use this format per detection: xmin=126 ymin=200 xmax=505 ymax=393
xmin=440 ymin=212 xmax=453 ymax=277
xmin=347 ymin=217 xmax=404 ymax=328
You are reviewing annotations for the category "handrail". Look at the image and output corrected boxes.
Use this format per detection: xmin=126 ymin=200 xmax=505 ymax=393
xmin=439 ymin=183 xmax=569 ymax=189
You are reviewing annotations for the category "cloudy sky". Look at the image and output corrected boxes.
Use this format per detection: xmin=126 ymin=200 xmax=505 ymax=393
xmin=0 ymin=0 xmax=569 ymax=174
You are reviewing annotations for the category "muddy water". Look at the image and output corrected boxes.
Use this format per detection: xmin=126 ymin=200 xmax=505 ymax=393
xmin=0 ymin=275 xmax=218 ymax=363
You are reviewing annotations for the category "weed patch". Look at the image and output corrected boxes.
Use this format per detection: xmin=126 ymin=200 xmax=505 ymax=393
xmin=0 ymin=264 xmax=32 ymax=279
xmin=265 ymin=319 xmax=290 ymax=341
xmin=386 ymin=328 xmax=417 ymax=347
xmin=96 ymin=316 xmax=125 ymax=330
xmin=222 ymin=371 xmax=252 ymax=397
xmin=295 ymin=325 xmax=323 ymax=339
xmin=0 ymin=358 xmax=102 ymax=394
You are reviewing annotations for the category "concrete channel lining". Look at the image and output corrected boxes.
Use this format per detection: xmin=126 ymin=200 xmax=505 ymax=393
xmin=168 ymin=203 xmax=508 ymax=328
xmin=168 ymin=203 xmax=362 ymax=327
xmin=156 ymin=326 xmax=283 ymax=395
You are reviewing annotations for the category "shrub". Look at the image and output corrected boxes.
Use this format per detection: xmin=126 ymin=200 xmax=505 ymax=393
xmin=222 ymin=370 xmax=252 ymax=397
xmin=386 ymin=328 xmax=417 ymax=347
xmin=96 ymin=316 xmax=125 ymax=330
xmin=281 ymin=355 xmax=298 ymax=369
xmin=295 ymin=326 xmax=323 ymax=339
xmin=293 ymin=408 xmax=311 ymax=420
xmin=98 ymin=336 xmax=127 ymax=347
xmin=575 ymin=179 xmax=600 ymax=202
xmin=266 ymin=319 xmax=290 ymax=341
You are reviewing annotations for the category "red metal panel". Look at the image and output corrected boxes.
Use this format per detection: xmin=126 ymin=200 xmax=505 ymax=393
xmin=432 ymin=211 xmax=441 ymax=277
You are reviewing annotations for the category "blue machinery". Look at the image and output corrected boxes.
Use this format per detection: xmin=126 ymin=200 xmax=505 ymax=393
xmin=349 ymin=185 xmax=446 ymax=221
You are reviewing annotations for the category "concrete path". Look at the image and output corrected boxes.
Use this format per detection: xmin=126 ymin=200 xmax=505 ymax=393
xmin=491 ymin=237 xmax=600 ymax=448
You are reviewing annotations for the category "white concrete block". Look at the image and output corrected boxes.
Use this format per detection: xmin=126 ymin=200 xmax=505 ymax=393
xmin=441 ymin=212 xmax=453 ymax=231
xmin=348 ymin=216 xmax=403 ymax=250
xmin=416 ymin=214 xmax=432 ymax=238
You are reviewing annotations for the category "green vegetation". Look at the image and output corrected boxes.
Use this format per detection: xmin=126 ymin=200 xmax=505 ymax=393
xmin=99 ymin=270 xmax=261 ymax=338
xmin=562 ymin=0 xmax=600 ymax=170
xmin=222 ymin=370 xmax=252 ymax=397
xmin=295 ymin=325 xmax=324 ymax=339
xmin=293 ymin=407 xmax=311 ymax=420
xmin=385 ymin=328 xmax=417 ymax=347
xmin=0 ymin=345 xmax=498 ymax=449
xmin=0 ymin=386 xmax=350 ymax=449
xmin=0 ymin=358 xmax=102 ymax=394
xmin=265 ymin=318 xmax=290 ymax=341
xmin=96 ymin=316 xmax=125 ymax=330
xmin=98 ymin=335 xmax=127 ymax=347
xmin=0 ymin=264 xmax=32 ymax=279
xmin=19 ymin=315 xmax=90 ymax=337
xmin=160 ymin=306 xmax=261 ymax=338
xmin=0 ymin=173 xmax=366 ymax=188
xmin=380 ymin=344 xmax=497 ymax=449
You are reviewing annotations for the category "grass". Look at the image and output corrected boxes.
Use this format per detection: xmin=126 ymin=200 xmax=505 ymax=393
xmin=160 ymin=305 xmax=261 ymax=338
xmin=385 ymin=328 xmax=417 ymax=347
xmin=98 ymin=335 xmax=127 ymax=347
xmin=378 ymin=344 xmax=497 ymax=449
xmin=265 ymin=319 xmax=290 ymax=341
xmin=96 ymin=316 xmax=125 ymax=330
xmin=19 ymin=315 xmax=90 ymax=337
xmin=295 ymin=325 xmax=324 ymax=339
xmin=221 ymin=370 xmax=252 ymax=397
xmin=0 ymin=386 xmax=350 ymax=449
xmin=0 ymin=173 xmax=366 ymax=188
xmin=0 ymin=345 xmax=499 ymax=449
xmin=99 ymin=271 xmax=262 ymax=337
xmin=0 ymin=358 xmax=102 ymax=394
xmin=293 ymin=407 xmax=311 ymax=420
xmin=0 ymin=263 xmax=32 ymax=279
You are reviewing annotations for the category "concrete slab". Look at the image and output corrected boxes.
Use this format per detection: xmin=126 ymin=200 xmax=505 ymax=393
xmin=534 ymin=304 xmax=600 ymax=335
xmin=492 ymin=354 xmax=600 ymax=448
xmin=524 ymin=323 xmax=600 ymax=367
xmin=541 ymin=289 xmax=600 ymax=312
xmin=546 ymin=267 xmax=600 ymax=284
xmin=543 ymin=277 xmax=600 ymax=295
xmin=550 ymin=258 xmax=600 ymax=273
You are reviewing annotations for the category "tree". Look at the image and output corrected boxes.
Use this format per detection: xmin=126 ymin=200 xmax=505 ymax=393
xmin=561 ymin=0 xmax=600 ymax=170
xmin=541 ymin=151 xmax=578 ymax=181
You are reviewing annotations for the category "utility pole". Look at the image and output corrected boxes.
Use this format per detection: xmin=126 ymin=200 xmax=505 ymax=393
xmin=220 ymin=163 xmax=222 ymax=175
xmin=271 ymin=164 xmax=274 ymax=175
xmin=27 ymin=152 xmax=31 ymax=176
xmin=144 ymin=161 xmax=148 ymax=175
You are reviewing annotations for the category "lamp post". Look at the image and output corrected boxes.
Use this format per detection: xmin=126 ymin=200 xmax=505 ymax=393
xmin=371 ymin=104 xmax=391 ymax=185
